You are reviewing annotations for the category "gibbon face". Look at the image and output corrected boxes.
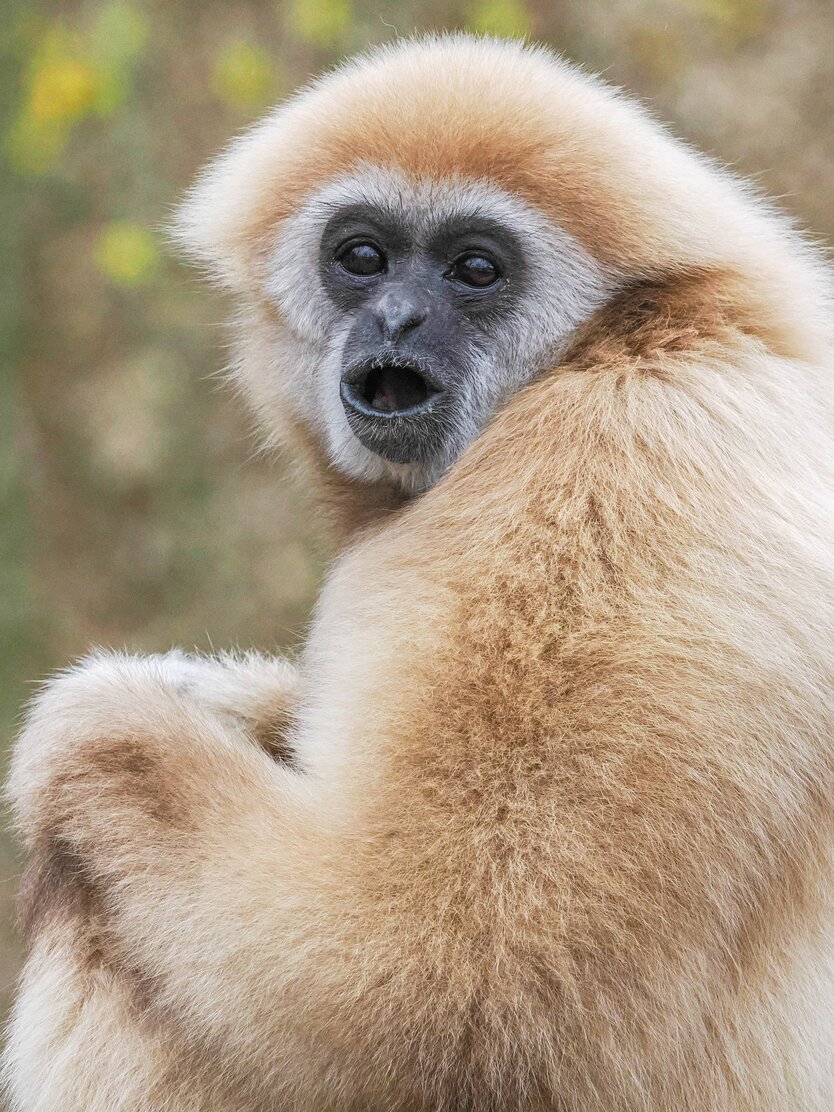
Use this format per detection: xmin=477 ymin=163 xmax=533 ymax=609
xmin=267 ymin=169 xmax=610 ymax=488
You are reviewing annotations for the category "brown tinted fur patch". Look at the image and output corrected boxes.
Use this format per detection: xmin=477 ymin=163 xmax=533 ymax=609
xmin=17 ymin=836 xmax=97 ymax=944
xmin=251 ymin=700 xmax=297 ymax=762
xmin=566 ymin=268 xmax=780 ymax=371
xmin=16 ymin=740 xmax=186 ymax=991
xmin=16 ymin=836 xmax=247 ymax=1103
xmin=18 ymin=808 xmax=178 ymax=1030
xmin=65 ymin=737 xmax=185 ymax=830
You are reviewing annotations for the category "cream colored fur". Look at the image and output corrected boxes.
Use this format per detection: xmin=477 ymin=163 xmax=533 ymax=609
xmin=5 ymin=34 xmax=834 ymax=1112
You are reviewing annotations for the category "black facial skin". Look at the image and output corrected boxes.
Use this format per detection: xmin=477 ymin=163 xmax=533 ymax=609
xmin=319 ymin=204 xmax=525 ymax=467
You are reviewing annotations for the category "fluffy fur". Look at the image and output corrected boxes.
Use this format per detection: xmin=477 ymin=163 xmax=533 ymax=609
xmin=5 ymin=34 xmax=834 ymax=1112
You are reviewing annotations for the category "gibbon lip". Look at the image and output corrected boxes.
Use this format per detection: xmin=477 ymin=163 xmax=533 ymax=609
xmin=340 ymin=358 xmax=443 ymax=419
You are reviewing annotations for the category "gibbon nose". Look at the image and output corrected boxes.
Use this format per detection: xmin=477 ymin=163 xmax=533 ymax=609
xmin=374 ymin=294 xmax=429 ymax=342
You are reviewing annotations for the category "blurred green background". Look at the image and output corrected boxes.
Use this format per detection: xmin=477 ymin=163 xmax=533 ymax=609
xmin=1 ymin=0 xmax=833 ymax=1030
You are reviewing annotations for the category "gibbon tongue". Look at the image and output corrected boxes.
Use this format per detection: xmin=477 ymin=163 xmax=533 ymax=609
xmin=367 ymin=366 xmax=429 ymax=413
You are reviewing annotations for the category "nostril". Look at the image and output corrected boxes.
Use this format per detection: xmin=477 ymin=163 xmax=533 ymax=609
xmin=377 ymin=304 xmax=428 ymax=343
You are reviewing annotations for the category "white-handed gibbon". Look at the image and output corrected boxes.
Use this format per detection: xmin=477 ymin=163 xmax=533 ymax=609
xmin=5 ymin=33 xmax=834 ymax=1112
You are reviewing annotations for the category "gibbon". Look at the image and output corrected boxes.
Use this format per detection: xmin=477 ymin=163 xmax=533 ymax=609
xmin=5 ymin=33 xmax=834 ymax=1112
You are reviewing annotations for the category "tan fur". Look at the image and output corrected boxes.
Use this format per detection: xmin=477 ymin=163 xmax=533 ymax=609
xmin=5 ymin=35 xmax=834 ymax=1112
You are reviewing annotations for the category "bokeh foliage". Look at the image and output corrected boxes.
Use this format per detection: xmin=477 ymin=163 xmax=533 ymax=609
xmin=1 ymin=0 xmax=833 ymax=1027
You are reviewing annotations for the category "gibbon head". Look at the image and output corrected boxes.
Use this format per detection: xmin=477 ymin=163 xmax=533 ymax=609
xmin=175 ymin=35 xmax=819 ymax=493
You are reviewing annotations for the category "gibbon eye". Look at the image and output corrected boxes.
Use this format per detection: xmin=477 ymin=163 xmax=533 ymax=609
xmin=338 ymin=241 xmax=386 ymax=276
xmin=450 ymin=254 xmax=500 ymax=288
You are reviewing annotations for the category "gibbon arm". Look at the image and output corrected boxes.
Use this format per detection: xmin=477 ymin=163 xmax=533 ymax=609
xmin=4 ymin=651 xmax=309 ymax=1112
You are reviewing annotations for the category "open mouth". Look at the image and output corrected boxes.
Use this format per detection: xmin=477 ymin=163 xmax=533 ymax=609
xmin=341 ymin=359 xmax=441 ymax=418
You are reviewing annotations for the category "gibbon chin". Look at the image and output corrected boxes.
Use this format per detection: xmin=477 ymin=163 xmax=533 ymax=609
xmin=4 ymin=33 xmax=834 ymax=1112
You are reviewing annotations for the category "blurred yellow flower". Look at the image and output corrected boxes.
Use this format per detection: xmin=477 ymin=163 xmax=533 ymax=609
xmin=9 ymin=9 xmax=149 ymax=177
xmin=10 ymin=29 xmax=91 ymax=174
xmin=94 ymin=222 xmax=160 ymax=287
xmin=212 ymin=41 xmax=275 ymax=110
xmin=289 ymin=0 xmax=352 ymax=48
xmin=467 ymin=0 xmax=531 ymax=38
xmin=29 ymin=56 xmax=98 ymax=123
